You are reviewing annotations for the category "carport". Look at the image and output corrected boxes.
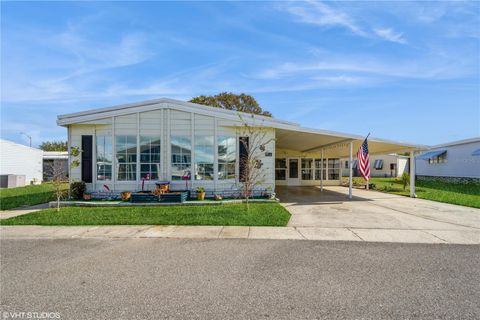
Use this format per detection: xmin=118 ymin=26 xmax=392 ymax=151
xmin=273 ymin=124 xmax=426 ymax=198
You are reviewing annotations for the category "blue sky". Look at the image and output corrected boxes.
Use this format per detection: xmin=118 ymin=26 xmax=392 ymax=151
xmin=1 ymin=1 xmax=479 ymax=147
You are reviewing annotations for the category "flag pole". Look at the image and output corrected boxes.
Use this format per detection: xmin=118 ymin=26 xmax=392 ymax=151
xmin=365 ymin=133 xmax=370 ymax=191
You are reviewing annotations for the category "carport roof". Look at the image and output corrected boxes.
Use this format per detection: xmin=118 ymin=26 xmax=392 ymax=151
xmin=274 ymin=125 xmax=426 ymax=158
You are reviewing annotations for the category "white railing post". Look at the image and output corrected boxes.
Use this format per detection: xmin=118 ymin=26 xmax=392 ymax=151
xmin=410 ymin=150 xmax=416 ymax=198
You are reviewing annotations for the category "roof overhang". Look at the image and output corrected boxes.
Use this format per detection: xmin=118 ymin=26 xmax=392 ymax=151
xmin=274 ymin=126 xmax=426 ymax=158
xmin=57 ymin=98 xmax=427 ymax=156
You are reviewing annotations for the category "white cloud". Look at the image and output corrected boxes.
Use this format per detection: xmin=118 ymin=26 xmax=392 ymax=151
xmin=374 ymin=28 xmax=407 ymax=44
xmin=278 ymin=0 xmax=366 ymax=36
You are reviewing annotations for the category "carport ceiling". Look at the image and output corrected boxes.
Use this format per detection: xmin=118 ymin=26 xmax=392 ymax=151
xmin=275 ymin=128 xmax=426 ymax=158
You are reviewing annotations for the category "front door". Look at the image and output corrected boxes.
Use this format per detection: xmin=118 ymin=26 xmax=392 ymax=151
xmin=287 ymin=158 xmax=300 ymax=186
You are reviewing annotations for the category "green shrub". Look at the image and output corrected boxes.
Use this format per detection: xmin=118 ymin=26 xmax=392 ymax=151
xmin=0 ymin=183 xmax=67 ymax=210
xmin=401 ymin=172 xmax=410 ymax=190
xmin=70 ymin=181 xmax=86 ymax=200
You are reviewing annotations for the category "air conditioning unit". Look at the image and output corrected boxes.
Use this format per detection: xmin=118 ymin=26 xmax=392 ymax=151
xmin=0 ymin=174 xmax=26 ymax=188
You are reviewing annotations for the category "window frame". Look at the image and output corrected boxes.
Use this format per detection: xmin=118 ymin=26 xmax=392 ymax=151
xmin=115 ymin=135 xmax=137 ymax=182
xmin=96 ymin=135 xmax=113 ymax=181
xmin=140 ymin=135 xmax=161 ymax=181
xmin=171 ymin=136 xmax=192 ymax=181
xmin=218 ymin=136 xmax=237 ymax=181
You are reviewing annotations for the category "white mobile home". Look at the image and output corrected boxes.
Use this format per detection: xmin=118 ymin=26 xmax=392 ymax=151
xmin=341 ymin=154 xmax=409 ymax=178
xmin=0 ymin=139 xmax=43 ymax=187
xmin=57 ymin=98 xmax=424 ymax=197
xmin=416 ymin=138 xmax=480 ymax=181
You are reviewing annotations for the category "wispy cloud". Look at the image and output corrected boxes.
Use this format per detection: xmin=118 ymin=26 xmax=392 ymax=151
xmin=373 ymin=28 xmax=407 ymax=44
xmin=278 ymin=1 xmax=412 ymax=44
xmin=278 ymin=0 xmax=366 ymax=36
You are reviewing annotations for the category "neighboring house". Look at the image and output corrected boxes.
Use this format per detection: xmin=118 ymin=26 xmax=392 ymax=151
xmin=0 ymin=139 xmax=43 ymax=187
xmin=57 ymin=98 xmax=423 ymax=194
xmin=341 ymin=154 xmax=409 ymax=178
xmin=416 ymin=137 xmax=480 ymax=182
xmin=43 ymin=151 xmax=69 ymax=181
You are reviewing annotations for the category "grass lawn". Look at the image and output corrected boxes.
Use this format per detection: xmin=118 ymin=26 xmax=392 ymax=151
xmin=0 ymin=203 xmax=291 ymax=226
xmin=0 ymin=183 xmax=68 ymax=210
xmin=368 ymin=177 xmax=480 ymax=208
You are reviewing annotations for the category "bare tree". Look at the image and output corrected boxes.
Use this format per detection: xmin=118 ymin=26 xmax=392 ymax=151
xmin=237 ymin=114 xmax=275 ymax=209
xmin=44 ymin=159 xmax=69 ymax=212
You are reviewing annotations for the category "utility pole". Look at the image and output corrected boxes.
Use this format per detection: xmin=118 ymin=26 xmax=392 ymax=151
xmin=20 ymin=132 xmax=32 ymax=147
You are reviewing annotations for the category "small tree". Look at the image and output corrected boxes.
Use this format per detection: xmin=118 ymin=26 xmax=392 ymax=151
xmin=401 ymin=172 xmax=410 ymax=190
xmin=45 ymin=146 xmax=81 ymax=211
xmin=237 ymin=114 xmax=275 ymax=209
xmin=44 ymin=160 xmax=69 ymax=212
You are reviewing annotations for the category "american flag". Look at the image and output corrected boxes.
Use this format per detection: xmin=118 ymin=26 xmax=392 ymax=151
xmin=357 ymin=138 xmax=370 ymax=181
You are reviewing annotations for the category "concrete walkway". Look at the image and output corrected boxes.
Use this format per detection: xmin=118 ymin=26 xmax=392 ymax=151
xmin=1 ymin=225 xmax=479 ymax=244
xmin=0 ymin=203 xmax=49 ymax=219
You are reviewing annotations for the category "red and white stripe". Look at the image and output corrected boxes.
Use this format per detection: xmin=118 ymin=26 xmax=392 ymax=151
xmin=357 ymin=138 xmax=370 ymax=181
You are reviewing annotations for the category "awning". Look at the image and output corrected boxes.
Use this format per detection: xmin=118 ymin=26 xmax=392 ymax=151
xmin=472 ymin=149 xmax=480 ymax=156
xmin=417 ymin=150 xmax=447 ymax=160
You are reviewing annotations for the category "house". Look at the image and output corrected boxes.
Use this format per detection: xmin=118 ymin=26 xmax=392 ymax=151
xmin=416 ymin=137 xmax=480 ymax=182
xmin=43 ymin=151 xmax=69 ymax=181
xmin=57 ymin=98 xmax=425 ymax=197
xmin=341 ymin=154 xmax=409 ymax=178
xmin=0 ymin=139 xmax=43 ymax=187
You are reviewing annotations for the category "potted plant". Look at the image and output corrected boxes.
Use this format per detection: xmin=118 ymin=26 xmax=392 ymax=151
xmin=83 ymin=192 xmax=92 ymax=201
xmin=196 ymin=187 xmax=205 ymax=201
xmin=120 ymin=191 xmax=132 ymax=202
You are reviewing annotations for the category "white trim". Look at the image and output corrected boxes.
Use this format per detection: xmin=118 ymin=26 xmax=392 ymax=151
xmin=136 ymin=113 xmax=140 ymax=190
xmin=213 ymin=118 xmax=218 ymax=193
xmin=190 ymin=112 xmax=195 ymax=191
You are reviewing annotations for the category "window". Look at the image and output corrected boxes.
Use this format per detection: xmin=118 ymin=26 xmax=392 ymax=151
xmin=289 ymin=159 xmax=299 ymax=178
xmin=328 ymin=158 xmax=340 ymax=180
xmin=428 ymin=153 xmax=447 ymax=164
xmin=171 ymin=136 xmax=191 ymax=180
xmin=374 ymin=159 xmax=383 ymax=170
xmin=96 ymin=136 xmax=112 ymax=181
xmin=194 ymin=136 xmax=214 ymax=180
xmin=239 ymin=137 xmax=249 ymax=181
xmin=218 ymin=136 xmax=236 ymax=180
xmin=314 ymin=159 xmax=326 ymax=180
xmin=116 ymin=135 xmax=137 ymax=181
xmin=345 ymin=161 xmax=349 ymax=169
xmin=301 ymin=159 xmax=313 ymax=180
xmin=140 ymin=136 xmax=160 ymax=180
xmin=390 ymin=163 xmax=396 ymax=170
xmin=275 ymin=158 xmax=286 ymax=180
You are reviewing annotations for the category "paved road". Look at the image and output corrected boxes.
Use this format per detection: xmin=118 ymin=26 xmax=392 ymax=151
xmin=1 ymin=239 xmax=479 ymax=320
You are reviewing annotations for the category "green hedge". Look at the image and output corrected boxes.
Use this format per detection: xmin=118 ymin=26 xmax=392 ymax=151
xmin=0 ymin=183 xmax=68 ymax=210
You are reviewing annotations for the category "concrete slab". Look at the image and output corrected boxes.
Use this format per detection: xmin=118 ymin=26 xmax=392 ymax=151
xmin=0 ymin=226 xmax=59 ymax=238
xmin=424 ymin=230 xmax=480 ymax=245
xmin=168 ymin=226 xmax=223 ymax=239
xmin=50 ymin=226 xmax=96 ymax=238
xmin=351 ymin=228 xmax=446 ymax=244
xmin=248 ymin=227 xmax=304 ymax=240
xmin=81 ymin=226 xmax=150 ymax=238
xmin=278 ymin=186 xmax=480 ymax=235
xmin=136 ymin=225 xmax=178 ymax=238
xmin=0 ymin=203 xmax=49 ymax=219
xmin=296 ymin=227 xmax=362 ymax=241
xmin=219 ymin=226 xmax=250 ymax=239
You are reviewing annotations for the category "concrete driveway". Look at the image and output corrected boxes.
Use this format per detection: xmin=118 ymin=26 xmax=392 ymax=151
xmin=277 ymin=186 xmax=480 ymax=243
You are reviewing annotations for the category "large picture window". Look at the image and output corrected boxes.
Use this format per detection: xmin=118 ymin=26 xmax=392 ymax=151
xmin=140 ymin=136 xmax=161 ymax=180
xmin=116 ymin=135 xmax=137 ymax=181
xmin=328 ymin=158 xmax=340 ymax=180
xmin=218 ymin=136 xmax=236 ymax=180
xmin=314 ymin=159 xmax=326 ymax=180
xmin=275 ymin=158 xmax=286 ymax=180
xmin=171 ymin=136 xmax=191 ymax=180
xmin=194 ymin=136 xmax=214 ymax=180
xmin=301 ymin=159 xmax=313 ymax=180
xmin=96 ymin=136 xmax=112 ymax=181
